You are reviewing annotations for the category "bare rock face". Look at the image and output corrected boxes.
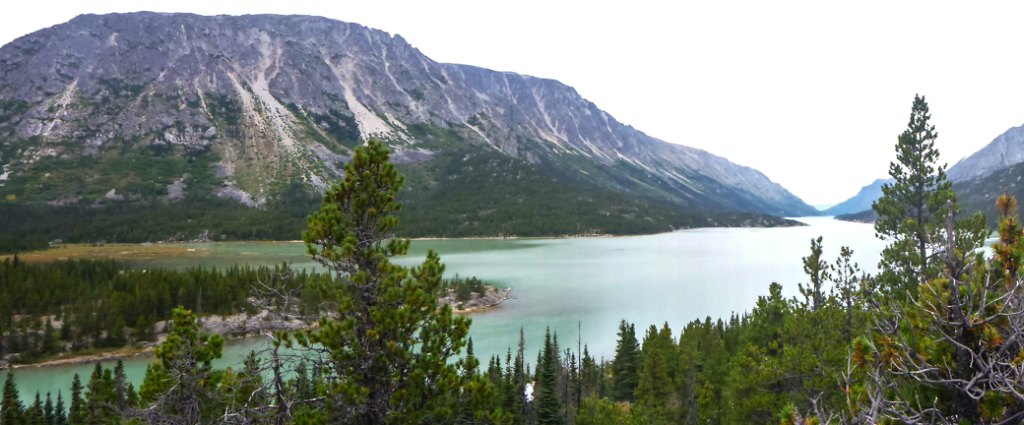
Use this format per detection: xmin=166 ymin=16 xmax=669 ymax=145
xmin=947 ymin=125 xmax=1024 ymax=182
xmin=0 ymin=12 xmax=815 ymax=216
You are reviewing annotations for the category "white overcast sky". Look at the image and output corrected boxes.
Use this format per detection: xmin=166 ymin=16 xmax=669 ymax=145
xmin=3 ymin=1 xmax=1024 ymax=207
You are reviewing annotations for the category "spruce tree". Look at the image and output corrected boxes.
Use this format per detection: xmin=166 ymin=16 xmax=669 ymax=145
xmin=42 ymin=394 xmax=52 ymax=425
xmin=1 ymin=372 xmax=23 ymax=425
xmin=579 ymin=346 xmax=600 ymax=399
xmin=535 ymin=329 xmax=564 ymax=425
xmin=54 ymin=392 xmax=66 ymax=425
xmin=24 ymin=393 xmax=42 ymax=425
xmin=112 ymin=361 xmax=128 ymax=410
xmin=68 ymin=375 xmax=83 ymax=425
xmin=610 ymin=320 xmax=639 ymax=402
xmin=634 ymin=323 xmax=678 ymax=422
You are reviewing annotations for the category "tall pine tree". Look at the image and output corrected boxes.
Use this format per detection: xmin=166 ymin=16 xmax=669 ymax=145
xmin=302 ymin=140 xmax=491 ymax=424
xmin=873 ymin=94 xmax=954 ymax=296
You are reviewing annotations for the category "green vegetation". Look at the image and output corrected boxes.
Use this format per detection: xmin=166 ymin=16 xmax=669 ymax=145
xmin=0 ymin=258 xmax=328 ymax=364
xmin=0 ymin=144 xmax=795 ymax=254
xmin=299 ymin=139 xmax=504 ymax=423
xmin=398 ymin=145 xmax=794 ymax=238
xmin=444 ymin=275 xmax=489 ymax=302
xmin=4 ymin=97 xmax=1024 ymax=423
xmin=0 ymin=189 xmax=319 ymax=253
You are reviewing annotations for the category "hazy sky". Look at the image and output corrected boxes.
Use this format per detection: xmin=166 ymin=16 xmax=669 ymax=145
xmin=4 ymin=1 xmax=1024 ymax=207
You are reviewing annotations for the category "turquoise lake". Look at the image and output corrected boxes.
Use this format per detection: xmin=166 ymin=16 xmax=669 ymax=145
xmin=10 ymin=217 xmax=884 ymax=403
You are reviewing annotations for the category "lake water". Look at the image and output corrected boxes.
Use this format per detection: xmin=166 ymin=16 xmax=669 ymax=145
xmin=9 ymin=217 xmax=884 ymax=403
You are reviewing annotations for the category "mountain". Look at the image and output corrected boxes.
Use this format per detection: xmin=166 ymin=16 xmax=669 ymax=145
xmin=0 ymin=13 xmax=814 ymax=247
xmin=822 ymin=178 xmax=891 ymax=216
xmin=836 ymin=124 xmax=1024 ymax=224
xmin=947 ymin=125 xmax=1024 ymax=182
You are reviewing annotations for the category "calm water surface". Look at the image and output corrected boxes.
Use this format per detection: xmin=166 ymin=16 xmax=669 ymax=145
xmin=11 ymin=217 xmax=884 ymax=402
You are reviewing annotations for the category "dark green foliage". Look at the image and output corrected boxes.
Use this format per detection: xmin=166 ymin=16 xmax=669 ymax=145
xmin=849 ymin=97 xmax=1022 ymax=424
xmin=19 ymin=94 xmax=1024 ymax=424
xmin=2 ymin=373 xmax=24 ymax=425
xmin=54 ymin=392 xmax=66 ymax=425
xmin=951 ymin=160 xmax=1024 ymax=226
xmin=633 ymin=323 xmax=678 ymax=423
xmin=443 ymin=275 xmax=488 ymax=302
xmin=0 ymin=259 xmax=327 ymax=362
xmin=300 ymin=140 xmax=495 ymax=424
xmin=397 ymin=145 xmax=797 ymax=239
xmin=0 ymin=191 xmax=320 ymax=254
xmin=139 ymin=307 xmax=224 ymax=424
xmin=797 ymin=236 xmax=830 ymax=311
xmin=610 ymin=320 xmax=639 ymax=402
xmin=873 ymin=94 xmax=955 ymax=296
xmin=0 ymin=126 xmax=801 ymax=255
xmin=68 ymin=376 xmax=83 ymax=425
xmin=534 ymin=329 xmax=563 ymax=425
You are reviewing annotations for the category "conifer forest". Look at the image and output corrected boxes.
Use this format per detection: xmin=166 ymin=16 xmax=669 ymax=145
xmin=3 ymin=96 xmax=1024 ymax=425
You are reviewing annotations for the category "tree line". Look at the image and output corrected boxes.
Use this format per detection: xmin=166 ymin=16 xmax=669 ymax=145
xmin=3 ymin=99 xmax=1024 ymax=424
xmin=0 ymin=259 xmax=329 ymax=364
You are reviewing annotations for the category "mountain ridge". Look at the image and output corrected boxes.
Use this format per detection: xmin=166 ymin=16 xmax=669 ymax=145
xmin=822 ymin=178 xmax=891 ymax=216
xmin=947 ymin=124 xmax=1024 ymax=182
xmin=0 ymin=12 xmax=815 ymax=247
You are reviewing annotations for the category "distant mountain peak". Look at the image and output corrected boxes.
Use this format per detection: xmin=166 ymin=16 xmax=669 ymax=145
xmin=823 ymin=178 xmax=892 ymax=216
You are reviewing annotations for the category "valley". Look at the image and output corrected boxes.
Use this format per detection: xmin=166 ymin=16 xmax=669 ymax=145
xmin=2 ymin=7 xmax=1024 ymax=425
xmin=5 ymin=217 xmax=885 ymax=407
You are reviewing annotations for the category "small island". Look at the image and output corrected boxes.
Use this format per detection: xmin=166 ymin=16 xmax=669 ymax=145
xmin=438 ymin=275 xmax=512 ymax=313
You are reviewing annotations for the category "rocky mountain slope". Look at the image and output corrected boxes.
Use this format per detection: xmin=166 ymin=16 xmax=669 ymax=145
xmin=0 ymin=13 xmax=815 ymax=245
xmin=822 ymin=178 xmax=891 ymax=216
xmin=835 ymin=124 xmax=1024 ymax=224
xmin=947 ymin=125 xmax=1024 ymax=182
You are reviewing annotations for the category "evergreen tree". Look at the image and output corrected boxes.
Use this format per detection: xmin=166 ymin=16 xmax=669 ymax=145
xmin=831 ymin=246 xmax=862 ymax=344
xmin=112 ymin=361 xmax=128 ymax=410
xmin=24 ymin=393 xmax=42 ymax=425
xmin=42 ymin=394 xmax=53 ymax=425
xmin=851 ymin=95 xmax=1013 ymax=423
xmin=1 ymin=372 xmax=24 ymax=425
xmin=292 ymin=360 xmax=315 ymax=403
xmin=797 ymin=237 xmax=830 ymax=311
xmin=84 ymin=363 xmax=113 ymax=424
xmin=610 ymin=320 xmax=639 ymax=402
xmin=68 ymin=375 xmax=83 ymax=425
xmin=301 ymin=140 xmax=484 ymax=424
xmin=579 ymin=346 xmax=601 ymax=400
xmin=564 ymin=350 xmax=579 ymax=419
xmin=54 ymin=392 xmax=67 ymax=425
xmin=534 ymin=328 xmax=564 ymax=425
xmin=139 ymin=306 xmax=224 ymax=424
xmin=236 ymin=350 xmax=266 ymax=407
xmin=873 ymin=94 xmax=954 ymax=296
xmin=634 ymin=323 xmax=678 ymax=422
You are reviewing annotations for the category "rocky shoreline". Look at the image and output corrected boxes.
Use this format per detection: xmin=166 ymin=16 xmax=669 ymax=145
xmin=6 ymin=287 xmax=511 ymax=369
xmin=441 ymin=286 xmax=513 ymax=314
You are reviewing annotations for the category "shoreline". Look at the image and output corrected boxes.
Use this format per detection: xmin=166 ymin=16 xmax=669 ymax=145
xmin=6 ymin=289 xmax=512 ymax=369
xmin=10 ymin=346 xmax=155 ymax=369
xmin=1 ymin=217 xmax=816 ymax=262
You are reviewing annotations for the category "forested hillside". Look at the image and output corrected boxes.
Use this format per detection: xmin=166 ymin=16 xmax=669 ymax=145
xmin=3 ymin=97 xmax=1024 ymax=424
